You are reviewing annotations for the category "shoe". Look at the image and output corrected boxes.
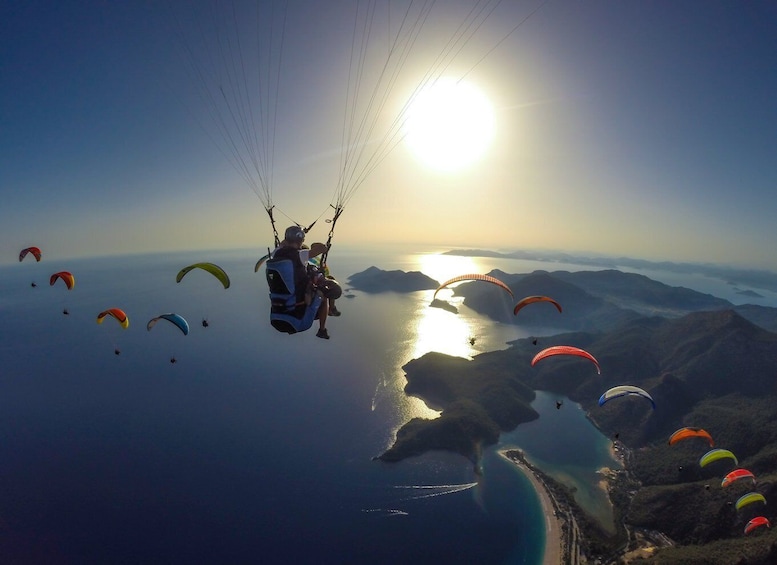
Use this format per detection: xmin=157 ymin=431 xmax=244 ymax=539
xmin=329 ymin=307 xmax=341 ymax=317
xmin=316 ymin=328 xmax=330 ymax=339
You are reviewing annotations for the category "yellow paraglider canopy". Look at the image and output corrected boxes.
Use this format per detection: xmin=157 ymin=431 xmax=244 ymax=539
xmin=176 ymin=263 xmax=230 ymax=289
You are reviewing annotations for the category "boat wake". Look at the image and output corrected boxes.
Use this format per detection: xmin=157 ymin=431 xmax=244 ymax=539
xmin=361 ymin=508 xmax=409 ymax=517
xmin=393 ymin=482 xmax=478 ymax=500
xmin=371 ymin=373 xmax=387 ymax=411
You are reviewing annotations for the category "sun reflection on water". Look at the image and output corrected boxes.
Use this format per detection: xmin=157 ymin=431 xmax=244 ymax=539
xmin=366 ymin=251 xmax=532 ymax=433
xmin=411 ymin=299 xmax=473 ymax=360
xmin=409 ymin=252 xmax=511 ymax=360
xmin=411 ymin=252 xmax=483 ymax=285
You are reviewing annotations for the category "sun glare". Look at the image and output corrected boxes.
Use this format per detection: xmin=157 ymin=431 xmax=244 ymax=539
xmin=405 ymin=77 xmax=495 ymax=172
xmin=409 ymin=253 xmax=484 ymax=360
xmin=413 ymin=252 xmax=481 ymax=284
xmin=412 ymin=305 xmax=473 ymax=360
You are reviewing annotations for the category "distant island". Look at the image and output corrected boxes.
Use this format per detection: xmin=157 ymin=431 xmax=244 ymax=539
xmin=428 ymin=298 xmax=458 ymax=313
xmin=347 ymin=266 xmax=438 ymax=293
xmin=372 ymin=262 xmax=777 ymax=562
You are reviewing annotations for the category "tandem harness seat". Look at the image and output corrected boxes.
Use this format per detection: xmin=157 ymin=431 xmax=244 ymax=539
xmin=266 ymin=255 xmax=323 ymax=334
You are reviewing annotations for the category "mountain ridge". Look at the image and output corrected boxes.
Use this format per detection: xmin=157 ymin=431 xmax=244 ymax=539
xmin=347 ymin=265 xmax=777 ymax=331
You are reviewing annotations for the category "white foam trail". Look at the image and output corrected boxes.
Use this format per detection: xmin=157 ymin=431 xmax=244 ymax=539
xmin=361 ymin=508 xmax=409 ymax=517
xmin=393 ymin=482 xmax=478 ymax=490
xmin=392 ymin=482 xmax=478 ymax=500
xmin=371 ymin=372 xmax=387 ymax=411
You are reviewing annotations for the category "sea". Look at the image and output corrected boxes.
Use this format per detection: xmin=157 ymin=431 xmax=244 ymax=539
xmin=2 ymin=245 xmax=776 ymax=564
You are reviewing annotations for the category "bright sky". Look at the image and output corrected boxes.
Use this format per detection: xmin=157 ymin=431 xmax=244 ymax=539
xmin=2 ymin=1 xmax=776 ymax=269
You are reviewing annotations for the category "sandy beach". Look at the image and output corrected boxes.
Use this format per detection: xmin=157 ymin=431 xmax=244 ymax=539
xmin=498 ymin=450 xmax=563 ymax=565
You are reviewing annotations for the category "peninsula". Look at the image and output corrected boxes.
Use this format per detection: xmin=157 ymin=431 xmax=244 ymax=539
xmin=376 ymin=351 xmax=538 ymax=467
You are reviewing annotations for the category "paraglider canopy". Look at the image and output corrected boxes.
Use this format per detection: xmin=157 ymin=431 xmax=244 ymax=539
xmin=531 ymin=346 xmax=601 ymax=374
xmin=668 ymin=427 xmax=714 ymax=447
xmin=722 ymin=469 xmax=756 ymax=488
xmin=147 ymin=313 xmax=190 ymax=336
xmin=19 ymin=246 xmax=42 ymax=262
xmin=735 ymin=492 xmax=766 ymax=512
xmin=744 ymin=516 xmax=770 ymax=535
xmin=49 ymin=271 xmax=75 ymax=290
xmin=97 ymin=308 xmax=129 ymax=329
xmin=254 ymin=253 xmax=271 ymax=273
xmin=176 ymin=263 xmax=230 ymax=289
xmin=514 ymin=295 xmax=562 ymax=316
xmin=699 ymin=448 xmax=738 ymax=469
xmin=598 ymin=385 xmax=655 ymax=409
xmin=433 ymin=274 xmax=514 ymax=301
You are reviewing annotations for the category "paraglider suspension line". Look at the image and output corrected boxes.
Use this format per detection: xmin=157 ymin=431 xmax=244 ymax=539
xmin=266 ymin=205 xmax=281 ymax=248
xmin=321 ymin=204 xmax=344 ymax=266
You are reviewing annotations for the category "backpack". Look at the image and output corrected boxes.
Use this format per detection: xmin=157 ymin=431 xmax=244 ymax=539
xmin=266 ymin=255 xmax=322 ymax=334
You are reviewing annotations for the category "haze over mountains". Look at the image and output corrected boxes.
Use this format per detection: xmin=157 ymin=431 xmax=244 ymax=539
xmin=348 ymin=265 xmax=777 ymax=332
xmin=444 ymin=249 xmax=777 ymax=294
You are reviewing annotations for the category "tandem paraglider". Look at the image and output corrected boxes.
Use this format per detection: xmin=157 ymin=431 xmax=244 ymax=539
xmin=265 ymin=227 xmax=342 ymax=339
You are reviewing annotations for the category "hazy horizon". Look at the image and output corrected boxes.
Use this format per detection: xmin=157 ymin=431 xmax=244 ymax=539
xmin=8 ymin=241 xmax=777 ymax=277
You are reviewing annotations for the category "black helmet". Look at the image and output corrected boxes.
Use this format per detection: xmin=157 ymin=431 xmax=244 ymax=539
xmin=284 ymin=225 xmax=305 ymax=243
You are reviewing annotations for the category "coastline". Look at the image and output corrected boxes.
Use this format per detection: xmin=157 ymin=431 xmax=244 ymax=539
xmin=498 ymin=449 xmax=564 ymax=565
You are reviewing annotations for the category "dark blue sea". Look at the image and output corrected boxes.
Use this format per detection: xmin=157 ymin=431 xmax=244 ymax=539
xmin=2 ymin=246 xmax=772 ymax=564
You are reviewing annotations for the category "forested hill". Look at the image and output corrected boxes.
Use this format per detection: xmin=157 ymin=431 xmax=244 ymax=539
xmin=382 ymin=309 xmax=777 ymax=563
xmin=516 ymin=309 xmax=777 ymax=446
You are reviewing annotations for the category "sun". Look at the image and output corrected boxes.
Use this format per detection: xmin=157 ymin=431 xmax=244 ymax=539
xmin=404 ymin=77 xmax=495 ymax=172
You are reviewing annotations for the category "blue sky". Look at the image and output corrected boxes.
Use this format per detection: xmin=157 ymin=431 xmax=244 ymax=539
xmin=2 ymin=1 xmax=776 ymax=269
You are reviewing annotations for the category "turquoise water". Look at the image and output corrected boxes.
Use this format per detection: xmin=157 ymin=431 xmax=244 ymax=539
xmin=499 ymin=391 xmax=622 ymax=533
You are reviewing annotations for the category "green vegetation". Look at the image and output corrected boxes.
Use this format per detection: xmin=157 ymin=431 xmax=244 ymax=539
xmin=378 ymin=399 xmax=500 ymax=463
xmin=645 ymin=533 xmax=777 ymax=564
xmin=378 ymin=351 xmax=538 ymax=463
xmin=380 ymin=306 xmax=777 ymax=562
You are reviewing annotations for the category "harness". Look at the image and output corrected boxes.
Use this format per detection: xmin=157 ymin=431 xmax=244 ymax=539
xmin=265 ymin=249 xmax=323 ymax=334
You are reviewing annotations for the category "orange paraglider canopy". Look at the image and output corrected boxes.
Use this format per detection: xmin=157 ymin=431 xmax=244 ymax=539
xmin=531 ymin=345 xmax=601 ymax=374
xmin=514 ymin=295 xmax=562 ymax=316
xmin=668 ymin=427 xmax=714 ymax=447
xmin=49 ymin=271 xmax=75 ymax=290
xmin=97 ymin=308 xmax=129 ymax=329
xmin=433 ymin=274 xmax=513 ymax=300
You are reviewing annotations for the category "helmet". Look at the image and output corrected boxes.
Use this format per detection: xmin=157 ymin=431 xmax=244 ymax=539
xmin=284 ymin=225 xmax=305 ymax=243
